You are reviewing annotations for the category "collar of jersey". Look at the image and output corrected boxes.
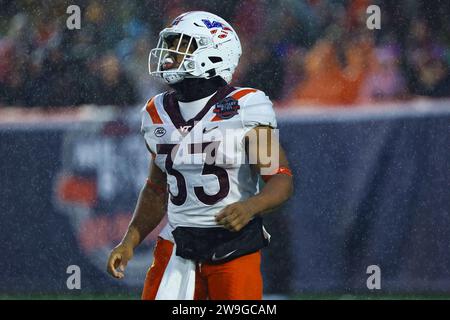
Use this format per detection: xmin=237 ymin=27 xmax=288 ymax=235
xmin=163 ymin=85 xmax=236 ymax=131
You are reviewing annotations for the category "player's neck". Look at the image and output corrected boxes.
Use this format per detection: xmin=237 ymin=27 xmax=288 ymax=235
xmin=170 ymin=76 xmax=227 ymax=102
xmin=178 ymin=92 xmax=215 ymax=122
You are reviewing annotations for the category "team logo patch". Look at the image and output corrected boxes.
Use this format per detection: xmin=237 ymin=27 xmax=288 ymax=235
xmin=213 ymin=97 xmax=240 ymax=120
xmin=154 ymin=127 xmax=166 ymax=137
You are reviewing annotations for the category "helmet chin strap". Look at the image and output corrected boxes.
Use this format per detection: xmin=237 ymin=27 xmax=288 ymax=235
xmin=169 ymin=76 xmax=227 ymax=102
xmin=162 ymin=71 xmax=186 ymax=84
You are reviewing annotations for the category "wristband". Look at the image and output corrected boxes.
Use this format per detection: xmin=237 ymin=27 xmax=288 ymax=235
xmin=261 ymin=166 xmax=293 ymax=183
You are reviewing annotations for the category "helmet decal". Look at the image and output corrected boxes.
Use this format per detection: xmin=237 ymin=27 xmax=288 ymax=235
xmin=201 ymin=19 xmax=224 ymax=29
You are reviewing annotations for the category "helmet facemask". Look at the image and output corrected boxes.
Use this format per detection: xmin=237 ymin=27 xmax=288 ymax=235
xmin=149 ymin=32 xmax=199 ymax=84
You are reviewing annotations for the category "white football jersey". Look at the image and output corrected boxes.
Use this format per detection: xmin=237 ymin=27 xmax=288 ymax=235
xmin=141 ymin=85 xmax=277 ymax=234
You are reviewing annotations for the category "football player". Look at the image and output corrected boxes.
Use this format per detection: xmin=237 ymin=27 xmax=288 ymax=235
xmin=107 ymin=11 xmax=294 ymax=300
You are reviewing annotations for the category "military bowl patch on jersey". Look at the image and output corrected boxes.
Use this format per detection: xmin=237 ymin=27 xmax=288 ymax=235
xmin=213 ymin=97 xmax=240 ymax=120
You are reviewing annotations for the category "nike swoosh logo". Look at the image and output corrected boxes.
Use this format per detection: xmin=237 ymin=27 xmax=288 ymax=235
xmin=203 ymin=126 xmax=219 ymax=134
xmin=211 ymin=250 xmax=237 ymax=261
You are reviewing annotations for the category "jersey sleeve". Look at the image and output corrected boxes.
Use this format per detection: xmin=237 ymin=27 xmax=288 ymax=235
xmin=140 ymin=100 xmax=153 ymax=135
xmin=140 ymin=97 xmax=158 ymax=156
xmin=241 ymin=90 xmax=277 ymax=129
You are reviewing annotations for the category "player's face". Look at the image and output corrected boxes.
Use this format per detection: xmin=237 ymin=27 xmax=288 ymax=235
xmin=161 ymin=35 xmax=197 ymax=71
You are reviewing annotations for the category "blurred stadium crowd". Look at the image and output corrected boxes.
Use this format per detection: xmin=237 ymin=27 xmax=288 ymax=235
xmin=0 ymin=0 xmax=449 ymax=108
